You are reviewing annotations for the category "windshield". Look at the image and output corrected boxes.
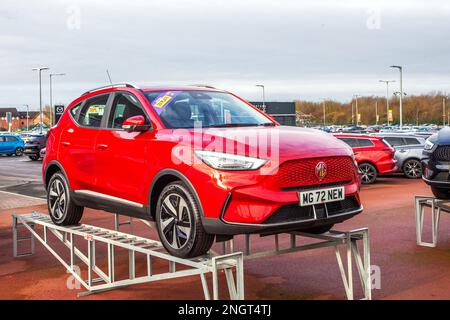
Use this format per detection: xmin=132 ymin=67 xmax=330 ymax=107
xmin=143 ymin=90 xmax=274 ymax=129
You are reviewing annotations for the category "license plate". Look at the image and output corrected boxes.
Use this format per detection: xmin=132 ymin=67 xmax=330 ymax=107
xmin=299 ymin=186 xmax=345 ymax=206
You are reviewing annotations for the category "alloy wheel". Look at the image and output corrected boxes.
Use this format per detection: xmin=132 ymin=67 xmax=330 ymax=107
xmin=360 ymin=164 xmax=376 ymax=184
xmin=48 ymin=179 xmax=67 ymax=220
xmin=159 ymin=193 xmax=192 ymax=250
xmin=404 ymin=160 xmax=422 ymax=178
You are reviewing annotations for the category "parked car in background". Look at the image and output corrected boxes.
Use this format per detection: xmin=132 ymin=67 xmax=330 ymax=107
xmin=24 ymin=134 xmax=46 ymax=161
xmin=0 ymin=134 xmax=24 ymax=156
xmin=422 ymin=130 xmax=450 ymax=199
xmin=334 ymin=133 xmax=397 ymax=184
xmin=372 ymin=133 xmax=425 ymax=178
xmin=40 ymin=147 xmax=46 ymax=159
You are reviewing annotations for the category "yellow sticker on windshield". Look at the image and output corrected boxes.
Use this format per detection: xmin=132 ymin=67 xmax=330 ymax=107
xmin=151 ymin=91 xmax=182 ymax=115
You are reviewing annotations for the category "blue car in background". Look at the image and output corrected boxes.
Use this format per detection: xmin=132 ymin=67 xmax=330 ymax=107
xmin=0 ymin=134 xmax=25 ymax=156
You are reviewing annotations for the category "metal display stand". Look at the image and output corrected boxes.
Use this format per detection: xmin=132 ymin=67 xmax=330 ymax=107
xmin=415 ymin=196 xmax=449 ymax=247
xmin=13 ymin=212 xmax=371 ymax=300
xmin=221 ymin=228 xmax=371 ymax=300
xmin=12 ymin=212 xmax=244 ymax=300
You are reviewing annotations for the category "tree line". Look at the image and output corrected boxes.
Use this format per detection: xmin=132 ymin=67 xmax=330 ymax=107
xmin=295 ymin=91 xmax=449 ymax=126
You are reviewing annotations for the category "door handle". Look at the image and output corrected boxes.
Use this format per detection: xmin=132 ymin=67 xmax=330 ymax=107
xmin=62 ymin=141 xmax=70 ymax=146
xmin=97 ymin=144 xmax=108 ymax=150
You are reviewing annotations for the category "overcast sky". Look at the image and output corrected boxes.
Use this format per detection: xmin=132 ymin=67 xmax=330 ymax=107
xmin=1 ymin=0 xmax=450 ymax=110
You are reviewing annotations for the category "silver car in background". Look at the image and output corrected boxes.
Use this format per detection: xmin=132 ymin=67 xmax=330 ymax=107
xmin=372 ymin=133 xmax=425 ymax=178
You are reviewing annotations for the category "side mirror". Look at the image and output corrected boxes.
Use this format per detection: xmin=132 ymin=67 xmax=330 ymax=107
xmin=122 ymin=115 xmax=151 ymax=133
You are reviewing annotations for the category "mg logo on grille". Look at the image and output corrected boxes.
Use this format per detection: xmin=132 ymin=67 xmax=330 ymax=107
xmin=315 ymin=162 xmax=327 ymax=181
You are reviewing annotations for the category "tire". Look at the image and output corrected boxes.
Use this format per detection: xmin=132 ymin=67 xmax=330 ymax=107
xmin=29 ymin=155 xmax=40 ymax=161
xmin=47 ymin=172 xmax=84 ymax=225
xmin=431 ymin=187 xmax=450 ymax=200
xmin=359 ymin=163 xmax=377 ymax=184
xmin=301 ymin=224 xmax=334 ymax=234
xmin=15 ymin=147 xmax=23 ymax=156
xmin=403 ymin=159 xmax=422 ymax=179
xmin=155 ymin=181 xmax=214 ymax=258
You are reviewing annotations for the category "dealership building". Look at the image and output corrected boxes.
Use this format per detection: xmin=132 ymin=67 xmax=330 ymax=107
xmin=250 ymin=102 xmax=296 ymax=126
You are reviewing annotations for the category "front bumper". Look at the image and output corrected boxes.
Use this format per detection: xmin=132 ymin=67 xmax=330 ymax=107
xmin=24 ymin=146 xmax=42 ymax=156
xmin=422 ymin=158 xmax=450 ymax=188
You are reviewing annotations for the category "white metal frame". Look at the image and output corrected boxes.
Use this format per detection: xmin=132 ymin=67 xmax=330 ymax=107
xmin=415 ymin=196 xmax=446 ymax=247
xmin=221 ymin=228 xmax=371 ymax=300
xmin=12 ymin=212 xmax=244 ymax=300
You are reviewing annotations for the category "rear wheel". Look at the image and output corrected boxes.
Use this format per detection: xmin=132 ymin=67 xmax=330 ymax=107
xmin=403 ymin=159 xmax=422 ymax=179
xmin=15 ymin=147 xmax=23 ymax=156
xmin=359 ymin=163 xmax=377 ymax=184
xmin=431 ymin=187 xmax=450 ymax=200
xmin=301 ymin=224 xmax=334 ymax=234
xmin=156 ymin=181 xmax=214 ymax=258
xmin=47 ymin=172 xmax=84 ymax=225
xmin=29 ymin=155 xmax=40 ymax=161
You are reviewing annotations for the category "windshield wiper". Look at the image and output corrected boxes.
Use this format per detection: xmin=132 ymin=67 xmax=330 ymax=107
xmin=206 ymin=122 xmax=275 ymax=128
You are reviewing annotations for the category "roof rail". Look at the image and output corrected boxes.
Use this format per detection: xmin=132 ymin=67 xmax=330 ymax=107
xmin=82 ymin=83 xmax=139 ymax=95
xmin=189 ymin=84 xmax=217 ymax=89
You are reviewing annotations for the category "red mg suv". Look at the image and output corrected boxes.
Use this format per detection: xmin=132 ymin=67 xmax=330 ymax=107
xmin=43 ymin=84 xmax=363 ymax=258
xmin=334 ymin=133 xmax=397 ymax=184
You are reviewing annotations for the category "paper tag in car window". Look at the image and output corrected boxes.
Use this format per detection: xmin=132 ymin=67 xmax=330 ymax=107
xmin=151 ymin=91 xmax=181 ymax=114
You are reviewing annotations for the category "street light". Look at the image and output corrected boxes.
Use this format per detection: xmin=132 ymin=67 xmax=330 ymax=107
xmin=390 ymin=66 xmax=403 ymax=129
xmin=353 ymin=94 xmax=360 ymax=126
xmin=23 ymin=104 xmax=29 ymax=131
xmin=32 ymin=66 xmax=50 ymax=133
xmin=375 ymin=98 xmax=378 ymax=125
xmin=322 ymin=99 xmax=326 ymax=126
xmin=50 ymin=73 xmax=66 ymax=126
xmin=379 ymin=80 xmax=395 ymax=126
xmin=443 ymin=94 xmax=448 ymax=127
xmin=256 ymin=84 xmax=266 ymax=112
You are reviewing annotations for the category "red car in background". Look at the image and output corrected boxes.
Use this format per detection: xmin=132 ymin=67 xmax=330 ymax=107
xmin=333 ymin=134 xmax=397 ymax=184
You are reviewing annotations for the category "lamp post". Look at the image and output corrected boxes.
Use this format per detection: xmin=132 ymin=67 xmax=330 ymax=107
xmin=375 ymin=98 xmax=378 ymax=125
xmin=49 ymin=73 xmax=66 ymax=127
xmin=390 ymin=66 xmax=403 ymax=129
xmin=255 ymin=84 xmax=266 ymax=112
xmin=23 ymin=104 xmax=29 ymax=131
xmin=32 ymin=67 xmax=50 ymax=133
xmin=322 ymin=99 xmax=326 ymax=126
xmin=379 ymin=80 xmax=395 ymax=126
xmin=443 ymin=94 xmax=448 ymax=127
xmin=353 ymin=94 xmax=360 ymax=126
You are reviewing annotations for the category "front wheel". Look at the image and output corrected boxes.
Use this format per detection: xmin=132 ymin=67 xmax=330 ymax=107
xmin=15 ymin=147 xmax=23 ymax=156
xmin=431 ymin=187 xmax=450 ymax=200
xmin=403 ymin=159 xmax=422 ymax=179
xmin=359 ymin=163 xmax=377 ymax=184
xmin=156 ymin=181 xmax=214 ymax=258
xmin=47 ymin=172 xmax=84 ymax=225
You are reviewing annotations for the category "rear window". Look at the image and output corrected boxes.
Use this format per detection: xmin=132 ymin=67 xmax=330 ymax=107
xmin=338 ymin=138 xmax=358 ymax=148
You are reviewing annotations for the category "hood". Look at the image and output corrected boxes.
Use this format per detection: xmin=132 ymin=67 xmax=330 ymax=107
xmin=162 ymin=125 xmax=354 ymax=164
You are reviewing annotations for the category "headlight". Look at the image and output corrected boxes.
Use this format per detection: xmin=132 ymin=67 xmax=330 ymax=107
xmin=195 ymin=151 xmax=267 ymax=170
xmin=424 ymin=140 xmax=434 ymax=150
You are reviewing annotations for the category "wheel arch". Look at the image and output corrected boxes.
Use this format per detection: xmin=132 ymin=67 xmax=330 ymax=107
xmin=358 ymin=160 xmax=379 ymax=173
xmin=148 ymin=169 xmax=204 ymax=220
xmin=44 ymin=160 xmax=70 ymax=190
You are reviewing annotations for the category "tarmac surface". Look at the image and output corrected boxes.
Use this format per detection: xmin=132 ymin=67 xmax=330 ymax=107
xmin=1 ymin=156 xmax=450 ymax=300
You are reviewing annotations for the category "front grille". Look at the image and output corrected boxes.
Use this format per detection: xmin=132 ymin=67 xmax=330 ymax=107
xmin=432 ymin=146 xmax=450 ymax=161
xmin=282 ymin=180 xmax=352 ymax=191
xmin=277 ymin=156 xmax=356 ymax=189
xmin=263 ymin=196 xmax=360 ymax=224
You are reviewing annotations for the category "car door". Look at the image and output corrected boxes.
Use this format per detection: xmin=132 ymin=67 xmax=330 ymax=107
xmin=59 ymin=94 xmax=111 ymax=191
xmin=95 ymin=91 xmax=153 ymax=207
xmin=0 ymin=137 xmax=5 ymax=153
xmin=4 ymin=136 xmax=16 ymax=153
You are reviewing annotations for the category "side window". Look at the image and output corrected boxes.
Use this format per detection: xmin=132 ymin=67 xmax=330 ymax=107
xmin=70 ymin=102 xmax=82 ymax=120
xmin=6 ymin=136 xmax=17 ymax=142
xmin=338 ymin=138 xmax=358 ymax=148
xmin=108 ymin=93 xmax=148 ymax=129
xmin=357 ymin=139 xmax=374 ymax=147
xmin=77 ymin=95 xmax=109 ymax=128
xmin=385 ymin=137 xmax=404 ymax=146
xmin=0 ymin=137 xmax=5 ymax=142
xmin=404 ymin=137 xmax=420 ymax=145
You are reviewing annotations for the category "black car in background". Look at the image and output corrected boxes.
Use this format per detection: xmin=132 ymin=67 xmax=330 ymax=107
xmin=23 ymin=134 xmax=46 ymax=161
xmin=422 ymin=128 xmax=450 ymax=199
